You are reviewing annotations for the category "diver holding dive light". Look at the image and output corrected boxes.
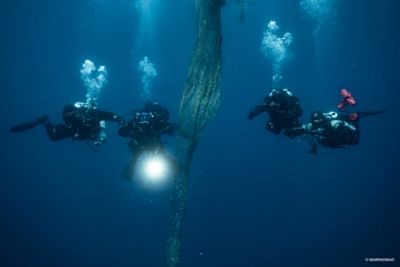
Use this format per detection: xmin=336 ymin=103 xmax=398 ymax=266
xmin=118 ymin=101 xmax=176 ymax=179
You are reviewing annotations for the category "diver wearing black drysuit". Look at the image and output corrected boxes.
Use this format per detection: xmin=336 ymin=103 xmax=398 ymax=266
xmin=118 ymin=101 xmax=175 ymax=178
xmin=285 ymin=110 xmax=386 ymax=154
xmin=306 ymin=111 xmax=360 ymax=150
xmin=248 ymin=88 xmax=303 ymax=136
xmin=10 ymin=102 xmax=124 ymax=145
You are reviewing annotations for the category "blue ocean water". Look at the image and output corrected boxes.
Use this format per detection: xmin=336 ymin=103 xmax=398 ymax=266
xmin=1 ymin=1 xmax=399 ymax=266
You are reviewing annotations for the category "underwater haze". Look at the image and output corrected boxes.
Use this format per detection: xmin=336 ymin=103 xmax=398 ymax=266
xmin=1 ymin=0 xmax=399 ymax=266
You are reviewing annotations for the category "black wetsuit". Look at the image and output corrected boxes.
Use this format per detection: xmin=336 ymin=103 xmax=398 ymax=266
xmin=321 ymin=126 xmax=360 ymax=148
xmin=118 ymin=102 xmax=175 ymax=178
xmin=248 ymin=89 xmax=303 ymax=135
xmin=10 ymin=104 xmax=123 ymax=143
xmin=311 ymin=113 xmax=360 ymax=148
xmin=118 ymin=102 xmax=175 ymax=153
xmin=50 ymin=105 xmax=122 ymax=141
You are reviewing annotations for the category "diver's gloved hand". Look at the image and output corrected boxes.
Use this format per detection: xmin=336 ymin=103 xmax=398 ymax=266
xmin=248 ymin=111 xmax=256 ymax=120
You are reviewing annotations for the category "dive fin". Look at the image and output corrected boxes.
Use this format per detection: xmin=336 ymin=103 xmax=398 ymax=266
xmin=10 ymin=116 xmax=48 ymax=133
xmin=121 ymin=160 xmax=136 ymax=180
xmin=10 ymin=121 xmax=41 ymax=133
xmin=357 ymin=110 xmax=388 ymax=119
xmin=308 ymin=142 xmax=318 ymax=155
xmin=84 ymin=141 xmax=98 ymax=153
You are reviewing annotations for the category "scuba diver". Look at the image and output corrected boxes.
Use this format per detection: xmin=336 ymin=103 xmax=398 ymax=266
xmin=248 ymin=88 xmax=303 ymax=136
xmin=284 ymin=89 xmax=387 ymax=154
xmin=10 ymin=101 xmax=124 ymax=146
xmin=305 ymin=110 xmax=360 ymax=153
xmin=118 ymin=101 xmax=175 ymax=179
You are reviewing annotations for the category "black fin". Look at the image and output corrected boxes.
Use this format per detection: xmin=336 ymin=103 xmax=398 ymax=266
xmin=10 ymin=121 xmax=41 ymax=133
xmin=121 ymin=160 xmax=135 ymax=180
xmin=84 ymin=141 xmax=98 ymax=153
xmin=357 ymin=110 xmax=388 ymax=118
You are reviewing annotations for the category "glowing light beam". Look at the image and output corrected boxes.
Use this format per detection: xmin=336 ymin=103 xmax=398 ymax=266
xmin=137 ymin=152 xmax=172 ymax=186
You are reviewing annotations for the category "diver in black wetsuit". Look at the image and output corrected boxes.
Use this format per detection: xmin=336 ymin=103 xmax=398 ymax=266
xmin=118 ymin=101 xmax=175 ymax=179
xmin=247 ymin=87 xmax=387 ymax=155
xmin=306 ymin=111 xmax=360 ymax=150
xmin=285 ymin=110 xmax=387 ymax=154
xmin=10 ymin=102 xmax=124 ymax=145
xmin=248 ymin=88 xmax=303 ymax=136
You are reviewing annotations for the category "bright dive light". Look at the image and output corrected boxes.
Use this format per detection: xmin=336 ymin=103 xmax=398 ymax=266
xmin=143 ymin=155 xmax=167 ymax=181
xmin=137 ymin=152 xmax=171 ymax=185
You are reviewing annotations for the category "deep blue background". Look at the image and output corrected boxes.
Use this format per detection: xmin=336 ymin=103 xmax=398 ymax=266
xmin=1 ymin=0 xmax=399 ymax=266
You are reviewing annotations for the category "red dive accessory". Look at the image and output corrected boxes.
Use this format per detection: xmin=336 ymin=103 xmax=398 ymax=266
xmin=337 ymin=88 xmax=356 ymax=110
xmin=349 ymin=112 xmax=359 ymax=121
